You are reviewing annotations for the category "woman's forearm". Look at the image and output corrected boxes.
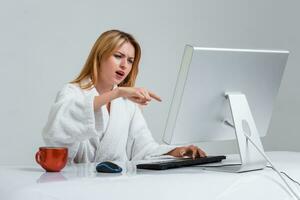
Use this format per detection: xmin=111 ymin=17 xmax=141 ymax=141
xmin=93 ymin=88 xmax=120 ymax=110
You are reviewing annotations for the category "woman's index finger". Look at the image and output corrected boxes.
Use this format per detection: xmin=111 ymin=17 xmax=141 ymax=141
xmin=149 ymin=91 xmax=162 ymax=102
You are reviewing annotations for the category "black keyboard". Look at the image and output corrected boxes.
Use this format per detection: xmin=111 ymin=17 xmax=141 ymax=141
xmin=136 ymin=155 xmax=226 ymax=170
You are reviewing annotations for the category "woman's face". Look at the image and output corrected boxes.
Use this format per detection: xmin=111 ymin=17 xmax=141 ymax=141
xmin=99 ymin=42 xmax=135 ymax=87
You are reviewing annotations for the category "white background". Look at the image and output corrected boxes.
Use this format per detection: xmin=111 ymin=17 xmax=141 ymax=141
xmin=0 ymin=0 xmax=299 ymax=164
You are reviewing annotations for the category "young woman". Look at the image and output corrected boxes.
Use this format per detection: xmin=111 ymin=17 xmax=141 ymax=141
xmin=42 ymin=30 xmax=206 ymax=163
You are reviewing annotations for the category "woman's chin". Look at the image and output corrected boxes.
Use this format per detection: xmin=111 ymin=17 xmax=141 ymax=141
xmin=113 ymin=78 xmax=124 ymax=85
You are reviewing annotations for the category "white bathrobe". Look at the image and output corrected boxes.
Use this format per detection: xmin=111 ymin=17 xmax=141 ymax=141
xmin=42 ymin=83 xmax=174 ymax=163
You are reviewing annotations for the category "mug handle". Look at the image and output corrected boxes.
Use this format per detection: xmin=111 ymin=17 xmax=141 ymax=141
xmin=35 ymin=151 xmax=44 ymax=165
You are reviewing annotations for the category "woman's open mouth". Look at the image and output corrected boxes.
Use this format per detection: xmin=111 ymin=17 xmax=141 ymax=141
xmin=115 ymin=70 xmax=125 ymax=80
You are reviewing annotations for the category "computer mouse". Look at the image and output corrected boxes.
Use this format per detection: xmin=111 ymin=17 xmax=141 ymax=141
xmin=96 ymin=161 xmax=122 ymax=173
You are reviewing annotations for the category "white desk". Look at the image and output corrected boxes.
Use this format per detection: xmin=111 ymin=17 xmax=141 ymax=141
xmin=1 ymin=151 xmax=300 ymax=200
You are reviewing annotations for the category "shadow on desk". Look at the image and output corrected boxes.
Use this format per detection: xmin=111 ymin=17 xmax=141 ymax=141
xmin=18 ymin=167 xmax=44 ymax=172
xmin=135 ymin=166 xmax=210 ymax=175
xmin=37 ymin=172 xmax=67 ymax=183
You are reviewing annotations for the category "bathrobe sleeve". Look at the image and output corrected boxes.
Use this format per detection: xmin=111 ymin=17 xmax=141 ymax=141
xmin=128 ymin=104 xmax=175 ymax=160
xmin=42 ymin=84 xmax=104 ymax=163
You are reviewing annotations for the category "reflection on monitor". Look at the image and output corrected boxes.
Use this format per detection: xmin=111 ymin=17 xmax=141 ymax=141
xmin=163 ymin=45 xmax=289 ymax=172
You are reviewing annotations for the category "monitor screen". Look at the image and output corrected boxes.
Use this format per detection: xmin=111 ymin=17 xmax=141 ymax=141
xmin=163 ymin=45 xmax=289 ymax=145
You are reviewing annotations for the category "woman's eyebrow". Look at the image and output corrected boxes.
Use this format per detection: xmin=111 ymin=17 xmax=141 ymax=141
xmin=117 ymin=51 xmax=134 ymax=59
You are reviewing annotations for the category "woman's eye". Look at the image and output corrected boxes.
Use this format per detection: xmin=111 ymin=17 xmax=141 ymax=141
xmin=128 ymin=59 xmax=134 ymax=64
xmin=114 ymin=54 xmax=122 ymax=59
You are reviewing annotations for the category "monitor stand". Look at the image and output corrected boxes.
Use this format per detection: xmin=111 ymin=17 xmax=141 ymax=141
xmin=202 ymin=92 xmax=267 ymax=173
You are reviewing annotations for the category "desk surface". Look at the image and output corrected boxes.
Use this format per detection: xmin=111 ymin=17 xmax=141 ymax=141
xmin=1 ymin=151 xmax=300 ymax=200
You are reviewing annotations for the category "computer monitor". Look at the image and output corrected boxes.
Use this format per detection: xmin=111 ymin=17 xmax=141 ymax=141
xmin=163 ymin=45 xmax=289 ymax=172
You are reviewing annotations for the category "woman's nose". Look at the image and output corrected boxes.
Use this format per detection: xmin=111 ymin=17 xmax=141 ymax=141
xmin=120 ymin=58 xmax=127 ymax=69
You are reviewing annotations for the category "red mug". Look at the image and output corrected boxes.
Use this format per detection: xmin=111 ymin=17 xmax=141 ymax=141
xmin=35 ymin=147 xmax=68 ymax=172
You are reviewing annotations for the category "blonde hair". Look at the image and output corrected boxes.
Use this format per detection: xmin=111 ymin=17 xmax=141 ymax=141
xmin=71 ymin=30 xmax=141 ymax=89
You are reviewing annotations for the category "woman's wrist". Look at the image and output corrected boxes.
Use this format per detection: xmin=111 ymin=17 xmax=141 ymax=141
xmin=93 ymin=88 xmax=122 ymax=111
xmin=116 ymin=87 xmax=123 ymax=97
xmin=109 ymin=87 xmax=122 ymax=101
xmin=115 ymin=87 xmax=121 ymax=98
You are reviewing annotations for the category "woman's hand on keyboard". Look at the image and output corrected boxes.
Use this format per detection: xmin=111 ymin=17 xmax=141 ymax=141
xmin=166 ymin=145 xmax=207 ymax=160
